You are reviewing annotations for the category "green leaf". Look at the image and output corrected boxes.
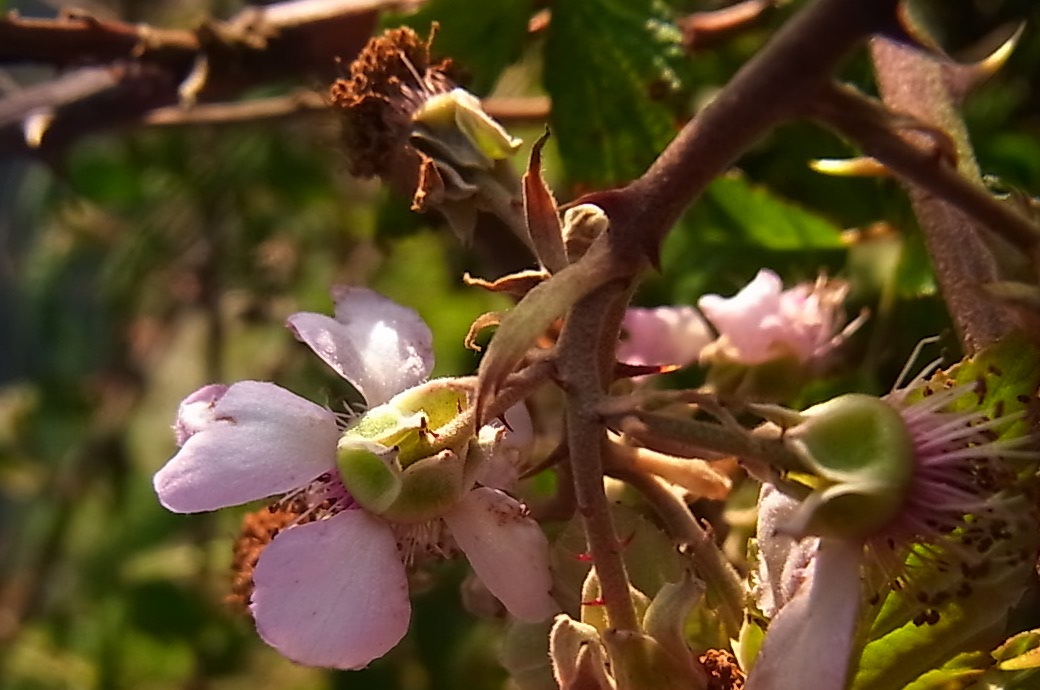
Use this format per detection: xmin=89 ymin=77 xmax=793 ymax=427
xmin=544 ymin=0 xmax=685 ymax=185
xmin=696 ymin=175 xmax=847 ymax=251
xmin=657 ymin=174 xmax=846 ymax=298
xmin=392 ymin=0 xmax=531 ymax=94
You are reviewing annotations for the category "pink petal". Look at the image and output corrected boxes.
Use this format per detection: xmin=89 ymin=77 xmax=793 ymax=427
xmin=444 ymin=488 xmax=559 ymax=622
xmin=154 ymin=381 xmax=339 ymax=513
xmin=174 ymin=383 xmax=228 ymax=445
xmin=286 ymin=287 xmax=434 ymax=406
xmin=745 ymin=538 xmax=863 ymax=690
xmin=251 ymin=509 xmax=410 ymax=670
xmin=699 ymin=270 xmax=786 ymax=365
xmin=617 ymin=306 xmax=712 ymax=368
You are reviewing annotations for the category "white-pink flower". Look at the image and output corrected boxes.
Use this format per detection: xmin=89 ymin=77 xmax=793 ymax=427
xmin=154 ymin=287 xmax=557 ymax=670
xmin=617 ymin=306 xmax=712 ymax=370
xmin=698 ymin=269 xmax=857 ymax=366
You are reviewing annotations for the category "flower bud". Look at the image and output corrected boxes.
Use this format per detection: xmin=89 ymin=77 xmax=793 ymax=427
xmin=783 ymin=393 xmax=915 ymax=539
xmin=642 ymin=572 xmax=706 ymax=677
xmin=548 ymin=615 xmax=614 ymax=690
xmin=602 ymin=629 xmax=697 ymax=690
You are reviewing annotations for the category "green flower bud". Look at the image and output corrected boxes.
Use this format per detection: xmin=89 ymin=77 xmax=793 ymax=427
xmin=548 ymin=615 xmax=613 ymax=690
xmin=784 ymin=393 xmax=915 ymax=540
xmin=642 ymin=573 xmax=706 ymax=676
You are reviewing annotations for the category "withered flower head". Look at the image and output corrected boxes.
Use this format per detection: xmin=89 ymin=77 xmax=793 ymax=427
xmin=330 ymin=27 xmax=454 ymax=180
xmin=330 ymin=27 xmax=525 ymax=244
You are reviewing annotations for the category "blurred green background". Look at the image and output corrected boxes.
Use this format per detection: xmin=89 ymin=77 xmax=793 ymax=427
xmin=2 ymin=0 xmax=1039 ymax=688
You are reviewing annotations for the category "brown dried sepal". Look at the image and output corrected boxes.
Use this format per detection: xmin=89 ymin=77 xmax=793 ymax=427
xmin=463 ymin=269 xmax=549 ymax=299
xmin=523 ymin=128 xmax=568 ymax=273
xmin=329 ymin=26 xmax=453 ymax=179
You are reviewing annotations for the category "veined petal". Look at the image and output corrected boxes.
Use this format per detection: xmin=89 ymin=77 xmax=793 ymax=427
xmin=251 ymin=509 xmax=410 ymax=670
xmin=444 ymin=487 xmax=558 ymax=622
xmin=745 ymin=538 xmax=863 ymax=690
xmin=154 ymin=381 xmax=338 ymax=513
xmin=287 ymin=287 xmax=434 ymax=406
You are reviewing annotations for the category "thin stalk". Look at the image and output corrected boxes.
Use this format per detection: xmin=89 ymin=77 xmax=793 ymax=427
xmin=614 ymin=467 xmax=744 ymax=639
xmin=613 ymin=410 xmax=807 ymax=475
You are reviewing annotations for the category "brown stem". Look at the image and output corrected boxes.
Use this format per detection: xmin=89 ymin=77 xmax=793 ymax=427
xmin=0 ymin=11 xmax=199 ymax=67
xmin=609 ymin=409 xmax=806 ymax=473
xmin=867 ymin=38 xmax=1022 ymax=354
xmin=809 ymin=83 xmax=1040 ymax=255
xmin=678 ymin=0 xmax=775 ymax=52
xmin=596 ymin=0 xmax=898 ymax=261
xmin=0 ymin=0 xmax=384 ymax=158
xmin=557 ymin=282 xmax=640 ymax=632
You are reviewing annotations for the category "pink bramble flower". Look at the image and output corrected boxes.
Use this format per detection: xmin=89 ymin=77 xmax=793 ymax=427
xmin=154 ymin=287 xmax=557 ymax=670
xmin=698 ymin=269 xmax=861 ymax=367
xmin=617 ymin=306 xmax=712 ymax=371
xmin=745 ymin=352 xmax=1040 ymax=690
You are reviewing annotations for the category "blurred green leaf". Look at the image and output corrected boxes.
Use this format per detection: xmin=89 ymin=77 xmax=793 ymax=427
xmin=544 ymin=0 xmax=686 ymax=185
xmin=392 ymin=0 xmax=531 ymax=94
xmin=657 ymin=174 xmax=846 ymax=299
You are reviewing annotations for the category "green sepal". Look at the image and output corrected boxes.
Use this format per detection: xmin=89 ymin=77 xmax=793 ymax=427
xmin=335 ymin=441 xmax=402 ymax=514
xmin=344 ymin=378 xmax=472 ymax=466
xmin=785 ymin=394 xmax=915 ymax=540
xmin=602 ymin=629 xmax=701 ymax=690
xmin=379 ymin=448 xmax=466 ymax=523
xmin=412 ymin=88 xmax=521 ymax=170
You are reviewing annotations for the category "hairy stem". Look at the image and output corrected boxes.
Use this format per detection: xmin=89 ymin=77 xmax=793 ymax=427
xmin=558 ymin=283 xmax=640 ymax=631
xmin=612 ymin=410 xmax=807 ymax=474
xmin=868 ymin=38 xmax=1021 ymax=353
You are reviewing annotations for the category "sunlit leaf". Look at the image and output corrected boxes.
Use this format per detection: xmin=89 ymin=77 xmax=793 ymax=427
xmin=544 ymin=0 xmax=686 ymax=185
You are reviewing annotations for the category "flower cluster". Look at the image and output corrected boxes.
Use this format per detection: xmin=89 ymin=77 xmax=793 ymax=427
xmin=154 ymin=288 xmax=557 ymax=669
xmin=618 ymin=269 xmax=859 ymax=375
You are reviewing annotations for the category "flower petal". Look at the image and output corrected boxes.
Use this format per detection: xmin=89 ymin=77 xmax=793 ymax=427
xmin=745 ymin=537 xmax=863 ymax=690
xmin=154 ymin=381 xmax=339 ymax=513
xmin=251 ymin=509 xmax=410 ymax=669
xmin=470 ymin=402 xmax=534 ymax=491
xmin=287 ymin=287 xmax=434 ymax=406
xmin=617 ymin=306 xmax=711 ymax=368
xmin=698 ymin=270 xmax=786 ymax=365
xmin=444 ymin=487 xmax=558 ymax=621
